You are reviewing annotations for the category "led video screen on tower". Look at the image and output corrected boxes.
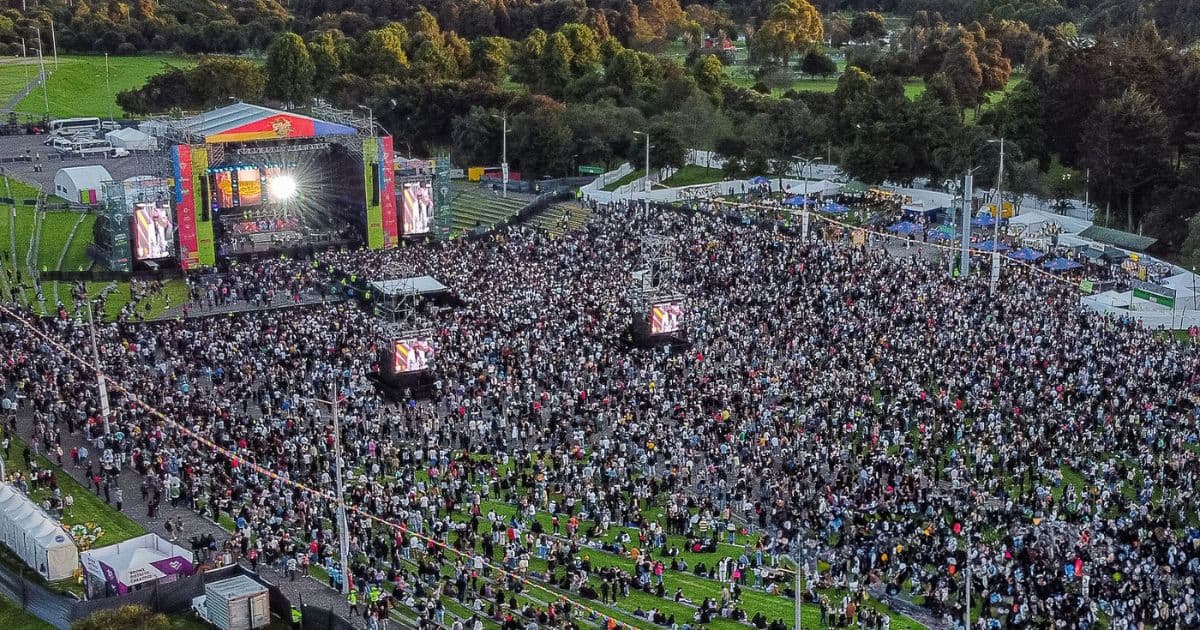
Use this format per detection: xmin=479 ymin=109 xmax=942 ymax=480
xmin=236 ymin=167 xmax=262 ymax=206
xmin=213 ymin=172 xmax=235 ymax=208
xmin=650 ymin=302 xmax=684 ymax=335
xmin=132 ymin=201 xmax=173 ymax=260
xmin=393 ymin=338 xmax=434 ymax=373
xmin=402 ymin=181 xmax=433 ymax=235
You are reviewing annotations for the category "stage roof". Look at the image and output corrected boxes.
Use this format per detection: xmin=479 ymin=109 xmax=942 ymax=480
xmin=176 ymin=102 xmax=360 ymax=144
xmin=370 ymin=276 xmax=448 ymax=296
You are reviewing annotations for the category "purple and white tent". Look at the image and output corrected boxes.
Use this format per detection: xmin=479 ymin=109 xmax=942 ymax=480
xmin=81 ymin=533 xmax=194 ymax=596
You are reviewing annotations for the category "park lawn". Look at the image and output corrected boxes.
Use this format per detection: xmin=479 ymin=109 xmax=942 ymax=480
xmin=0 ymin=594 xmax=54 ymax=630
xmin=56 ymin=277 xmax=189 ymax=321
xmin=1 ymin=433 xmax=146 ymax=548
xmin=13 ymin=54 xmax=196 ymax=119
xmin=469 ymin=501 xmax=924 ymax=630
xmin=37 ymin=211 xmax=94 ymax=271
xmin=662 ymin=165 xmax=725 ymax=188
xmin=601 ymin=169 xmax=643 ymax=192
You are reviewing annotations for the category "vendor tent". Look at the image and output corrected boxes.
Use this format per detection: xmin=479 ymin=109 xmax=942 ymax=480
xmin=886 ymin=221 xmax=923 ymax=235
xmin=1043 ymin=257 xmax=1083 ymax=271
xmin=841 ymin=180 xmax=869 ymax=195
xmin=971 ymin=214 xmax=1003 ymax=228
xmin=975 ymin=239 xmax=1011 ymax=253
xmin=104 ymin=127 xmax=158 ymax=151
xmin=747 ymin=175 xmax=770 ymax=185
xmin=0 ymin=484 xmax=78 ymax=581
xmin=820 ymin=202 xmax=851 ymax=214
xmin=1007 ymin=247 xmax=1045 ymax=261
xmin=81 ymin=533 xmax=194 ymax=596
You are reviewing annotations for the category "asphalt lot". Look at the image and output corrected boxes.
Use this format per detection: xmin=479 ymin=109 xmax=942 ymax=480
xmin=0 ymin=132 xmax=165 ymax=194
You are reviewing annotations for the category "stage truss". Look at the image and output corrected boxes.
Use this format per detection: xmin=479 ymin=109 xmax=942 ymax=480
xmin=629 ymin=234 xmax=687 ymax=322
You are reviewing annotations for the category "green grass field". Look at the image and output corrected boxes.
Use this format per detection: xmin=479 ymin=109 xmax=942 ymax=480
xmin=2 ymin=433 xmax=146 ymax=548
xmin=0 ymin=54 xmax=195 ymax=119
xmin=0 ymin=595 xmax=53 ymax=630
xmin=601 ymin=169 xmax=644 ymax=192
xmin=662 ymin=165 xmax=724 ymax=187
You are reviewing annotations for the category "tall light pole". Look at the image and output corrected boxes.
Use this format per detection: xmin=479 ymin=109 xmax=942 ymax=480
xmin=34 ymin=32 xmax=49 ymax=119
xmin=634 ymin=130 xmax=650 ymax=193
xmin=105 ymin=53 xmax=113 ymax=123
xmin=793 ymin=156 xmax=821 ymax=241
xmin=792 ymin=542 xmax=803 ymax=630
xmin=960 ymin=166 xmax=981 ymax=279
xmin=304 ymin=387 xmax=351 ymax=595
xmin=491 ymin=113 xmax=509 ymax=198
xmin=988 ymin=138 xmax=1006 ymax=294
xmin=85 ymin=297 xmax=111 ymax=436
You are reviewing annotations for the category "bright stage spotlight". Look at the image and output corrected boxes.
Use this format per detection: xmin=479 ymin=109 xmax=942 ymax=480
xmin=269 ymin=174 xmax=299 ymax=200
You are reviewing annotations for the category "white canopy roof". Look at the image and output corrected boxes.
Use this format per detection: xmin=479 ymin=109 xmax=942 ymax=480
xmin=0 ymin=483 xmax=78 ymax=581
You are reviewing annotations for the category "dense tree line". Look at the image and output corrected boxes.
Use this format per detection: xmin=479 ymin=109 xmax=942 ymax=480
xmin=101 ymin=0 xmax=1200 ymax=264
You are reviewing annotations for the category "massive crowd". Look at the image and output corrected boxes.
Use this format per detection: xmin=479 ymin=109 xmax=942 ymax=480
xmin=2 ymin=201 xmax=1200 ymax=630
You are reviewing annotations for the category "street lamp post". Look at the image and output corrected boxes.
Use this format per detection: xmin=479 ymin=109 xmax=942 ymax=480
xmin=634 ymin=131 xmax=650 ymax=194
xmin=988 ymin=138 xmax=1006 ymax=294
xmin=303 ymin=386 xmax=351 ymax=595
xmin=491 ymin=113 xmax=510 ymax=198
xmin=960 ymin=166 xmax=981 ymax=279
xmin=85 ymin=297 xmax=112 ymax=436
xmin=793 ymin=156 xmax=821 ymax=241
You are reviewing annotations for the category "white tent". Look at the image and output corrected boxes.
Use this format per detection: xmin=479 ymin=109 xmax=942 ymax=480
xmin=105 ymin=127 xmax=158 ymax=152
xmin=54 ymin=165 xmax=112 ymax=205
xmin=1008 ymin=209 xmax=1092 ymax=236
xmin=0 ymin=484 xmax=79 ymax=581
xmin=81 ymin=533 xmax=194 ymax=596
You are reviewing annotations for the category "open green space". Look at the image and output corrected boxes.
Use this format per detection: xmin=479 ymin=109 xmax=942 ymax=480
xmin=0 ymin=54 xmax=196 ymax=119
xmin=1 ymin=433 xmax=145 ymax=548
xmin=0 ymin=594 xmax=54 ymax=630
xmin=661 ymin=165 xmax=725 ymax=187
xmin=601 ymin=169 xmax=643 ymax=192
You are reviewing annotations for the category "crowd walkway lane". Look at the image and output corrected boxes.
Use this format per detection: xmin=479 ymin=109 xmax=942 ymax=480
xmin=7 ymin=403 xmax=370 ymax=628
xmin=151 ymin=291 xmax=341 ymax=321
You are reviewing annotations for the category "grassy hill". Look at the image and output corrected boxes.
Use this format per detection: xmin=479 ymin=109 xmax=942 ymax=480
xmin=0 ymin=54 xmax=195 ymax=119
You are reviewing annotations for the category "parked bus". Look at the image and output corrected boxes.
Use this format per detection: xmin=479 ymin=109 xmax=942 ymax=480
xmin=48 ymin=117 xmax=101 ymax=137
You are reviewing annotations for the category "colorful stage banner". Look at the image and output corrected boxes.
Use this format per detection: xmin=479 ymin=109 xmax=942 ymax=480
xmin=190 ymin=146 xmax=215 ymax=267
xmin=379 ymin=136 xmax=398 ymax=247
xmin=173 ymin=145 xmax=200 ymax=269
xmin=363 ymin=137 xmax=384 ymax=249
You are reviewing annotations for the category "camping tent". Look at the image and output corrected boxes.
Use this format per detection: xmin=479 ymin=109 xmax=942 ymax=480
xmin=105 ymin=127 xmax=158 ymax=152
xmin=81 ymin=533 xmax=194 ymax=597
xmin=0 ymin=484 xmax=79 ymax=581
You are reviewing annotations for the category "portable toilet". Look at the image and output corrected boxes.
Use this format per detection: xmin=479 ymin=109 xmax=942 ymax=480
xmin=204 ymin=575 xmax=270 ymax=630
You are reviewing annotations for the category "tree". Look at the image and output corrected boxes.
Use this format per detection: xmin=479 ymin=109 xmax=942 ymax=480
xmin=606 ymin=48 xmax=644 ymax=92
xmin=73 ymin=606 xmax=171 ymax=630
xmin=407 ymin=8 xmax=440 ymax=39
xmin=356 ymin=27 xmax=409 ymax=77
xmin=627 ymin=118 xmax=686 ymax=170
xmin=693 ymin=53 xmax=723 ymax=93
xmin=511 ymin=97 xmax=573 ymax=176
xmin=754 ymin=0 xmax=823 ymax=68
xmin=565 ymin=101 xmax=646 ymax=167
xmin=308 ymin=30 xmax=349 ymax=87
xmin=560 ymin=23 xmax=600 ymax=75
xmin=1043 ymin=155 xmax=1082 ymax=209
xmin=849 ymin=11 xmax=886 ymax=42
xmin=1181 ymin=213 xmax=1200 ymax=269
xmin=451 ymin=106 xmax=503 ymax=168
xmin=1080 ymin=89 xmax=1170 ymax=230
xmin=413 ymin=37 xmax=459 ymax=80
xmin=265 ymin=33 xmax=315 ymax=104
xmin=511 ymin=29 xmax=547 ymax=85
xmin=800 ymin=50 xmax=837 ymax=78
xmin=540 ymin=32 xmax=575 ymax=93
xmin=939 ymin=39 xmax=982 ymax=115
xmin=185 ymin=56 xmax=266 ymax=105
xmin=470 ymin=36 xmax=513 ymax=83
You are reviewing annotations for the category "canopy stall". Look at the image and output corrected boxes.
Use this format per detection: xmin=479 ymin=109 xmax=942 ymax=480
xmin=81 ymin=533 xmax=195 ymax=597
xmin=975 ymin=239 xmax=1011 ymax=253
xmin=1043 ymin=257 xmax=1083 ymax=271
xmin=0 ymin=484 xmax=78 ymax=581
xmin=886 ymin=221 xmax=923 ymax=235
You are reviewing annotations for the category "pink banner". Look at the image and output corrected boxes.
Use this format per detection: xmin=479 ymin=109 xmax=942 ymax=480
xmin=379 ymin=136 xmax=398 ymax=247
xmin=174 ymin=145 xmax=200 ymax=269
